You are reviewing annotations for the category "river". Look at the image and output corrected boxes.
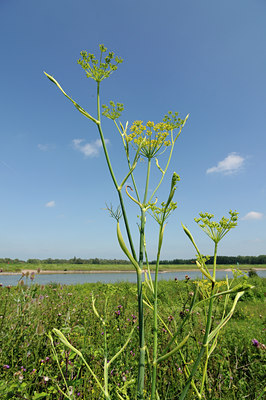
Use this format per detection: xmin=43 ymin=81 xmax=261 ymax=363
xmin=0 ymin=269 xmax=265 ymax=286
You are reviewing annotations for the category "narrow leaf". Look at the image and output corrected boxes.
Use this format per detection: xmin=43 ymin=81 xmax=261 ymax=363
xmin=108 ymin=327 xmax=135 ymax=366
xmin=157 ymin=334 xmax=190 ymax=364
xmin=117 ymin=221 xmax=140 ymax=272
xmin=53 ymin=328 xmax=105 ymax=395
xmin=207 ymin=292 xmax=244 ymax=343
xmin=44 ymin=72 xmax=98 ymax=124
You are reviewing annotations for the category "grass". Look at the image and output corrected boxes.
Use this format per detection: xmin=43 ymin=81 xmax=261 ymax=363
xmin=0 ymin=277 xmax=265 ymax=399
xmin=1 ymin=263 xmax=265 ymax=273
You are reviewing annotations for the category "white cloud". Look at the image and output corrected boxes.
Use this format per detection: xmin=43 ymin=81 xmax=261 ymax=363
xmin=206 ymin=152 xmax=245 ymax=175
xmin=72 ymin=138 xmax=109 ymax=157
xmin=45 ymin=200 xmax=55 ymax=208
xmin=242 ymin=211 xmax=264 ymax=220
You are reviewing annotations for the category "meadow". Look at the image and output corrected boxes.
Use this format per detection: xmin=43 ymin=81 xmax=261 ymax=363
xmin=0 ymin=276 xmax=265 ymax=399
xmin=1 ymin=263 xmax=266 ymax=273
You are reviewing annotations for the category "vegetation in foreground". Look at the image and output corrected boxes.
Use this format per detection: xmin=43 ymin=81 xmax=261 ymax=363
xmin=0 ymin=277 xmax=265 ymax=399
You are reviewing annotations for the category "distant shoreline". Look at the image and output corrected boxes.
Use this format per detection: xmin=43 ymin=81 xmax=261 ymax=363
xmin=1 ymin=267 xmax=266 ymax=276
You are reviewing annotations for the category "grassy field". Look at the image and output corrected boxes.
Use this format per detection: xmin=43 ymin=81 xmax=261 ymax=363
xmin=0 ymin=276 xmax=265 ymax=399
xmin=1 ymin=262 xmax=265 ymax=273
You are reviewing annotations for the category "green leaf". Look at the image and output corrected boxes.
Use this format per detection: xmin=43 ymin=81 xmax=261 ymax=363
xmin=44 ymin=72 xmax=98 ymax=124
xmin=32 ymin=393 xmax=49 ymax=400
xmin=207 ymin=291 xmax=244 ymax=343
xmin=117 ymin=221 xmax=140 ymax=272
xmin=157 ymin=334 xmax=190 ymax=364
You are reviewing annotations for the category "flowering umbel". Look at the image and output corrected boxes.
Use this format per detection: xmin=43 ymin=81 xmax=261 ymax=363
xmin=78 ymin=44 xmax=123 ymax=83
xmin=125 ymin=112 xmax=187 ymax=159
xmin=194 ymin=210 xmax=238 ymax=244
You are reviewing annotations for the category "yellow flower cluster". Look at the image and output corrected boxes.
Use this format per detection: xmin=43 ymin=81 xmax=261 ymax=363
xmin=127 ymin=120 xmax=172 ymax=159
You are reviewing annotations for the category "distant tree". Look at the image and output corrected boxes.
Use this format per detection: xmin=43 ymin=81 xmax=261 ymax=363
xmin=27 ymin=259 xmax=40 ymax=264
xmin=257 ymin=255 xmax=266 ymax=264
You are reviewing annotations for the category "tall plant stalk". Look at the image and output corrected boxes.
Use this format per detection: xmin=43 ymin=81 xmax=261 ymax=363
xmin=136 ymin=158 xmax=151 ymax=398
xmin=150 ymin=232 xmax=162 ymax=399
xmin=96 ymin=84 xmax=137 ymax=261
xmin=179 ymin=244 xmax=217 ymax=400
xmin=44 ymin=44 xmax=251 ymax=400
xmin=179 ymin=211 xmax=251 ymax=398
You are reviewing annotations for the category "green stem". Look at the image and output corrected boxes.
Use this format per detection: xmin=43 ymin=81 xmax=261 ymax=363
xmin=213 ymin=242 xmax=218 ymax=281
xmin=113 ymin=119 xmax=141 ymax=203
xmin=199 ymin=242 xmax=218 ymax=393
xmin=138 ymin=158 xmax=151 ymax=271
xmin=179 ymin=350 xmax=202 ymax=399
xmin=148 ymin=131 xmax=174 ymax=203
xmin=96 ymin=83 xmax=137 ymax=261
xmin=144 ymin=240 xmax=154 ymax=293
xmin=179 ymin=244 xmax=218 ymax=399
xmin=117 ymin=190 xmax=137 ymax=260
xmin=162 ymin=286 xmax=198 ymax=357
xmin=200 ymin=347 xmax=208 ymax=396
xmin=136 ymin=269 xmax=146 ymax=400
xmin=137 ymin=158 xmax=151 ymax=399
xmin=103 ymin=300 xmax=109 ymax=399
xmin=151 ymin=224 xmax=163 ymax=399
xmin=49 ymin=334 xmax=71 ymax=398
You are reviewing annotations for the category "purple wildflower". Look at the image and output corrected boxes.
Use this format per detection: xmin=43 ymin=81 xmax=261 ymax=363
xmin=252 ymin=339 xmax=259 ymax=348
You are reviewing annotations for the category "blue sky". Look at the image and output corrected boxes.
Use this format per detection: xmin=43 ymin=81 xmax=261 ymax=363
xmin=0 ymin=0 xmax=265 ymax=261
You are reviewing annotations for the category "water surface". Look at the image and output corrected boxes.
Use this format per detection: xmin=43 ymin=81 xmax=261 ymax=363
xmin=1 ymin=269 xmax=265 ymax=286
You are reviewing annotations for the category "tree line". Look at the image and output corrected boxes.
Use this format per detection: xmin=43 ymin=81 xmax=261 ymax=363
xmin=0 ymin=255 xmax=266 ymax=265
xmin=153 ymin=255 xmax=266 ymax=265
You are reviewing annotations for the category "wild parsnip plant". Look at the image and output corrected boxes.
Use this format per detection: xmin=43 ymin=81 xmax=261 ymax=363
xmin=44 ymin=45 xmax=253 ymax=399
xmin=179 ymin=212 xmax=254 ymax=399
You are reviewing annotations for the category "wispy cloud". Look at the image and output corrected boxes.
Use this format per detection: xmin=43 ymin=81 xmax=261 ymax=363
xmin=72 ymin=138 xmax=109 ymax=157
xmin=45 ymin=200 xmax=55 ymax=208
xmin=206 ymin=152 xmax=245 ymax=175
xmin=242 ymin=211 xmax=264 ymax=220
xmin=57 ymin=214 xmax=65 ymax=219
xmin=1 ymin=160 xmax=13 ymax=171
xmin=38 ymin=144 xmax=55 ymax=151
